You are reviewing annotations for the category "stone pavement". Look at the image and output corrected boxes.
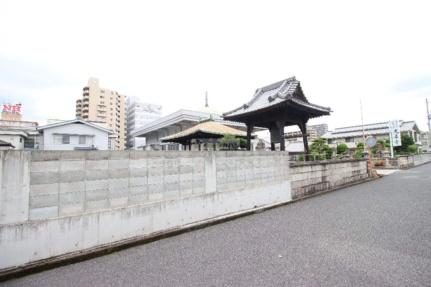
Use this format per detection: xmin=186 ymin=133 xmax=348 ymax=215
xmin=2 ymin=164 xmax=431 ymax=287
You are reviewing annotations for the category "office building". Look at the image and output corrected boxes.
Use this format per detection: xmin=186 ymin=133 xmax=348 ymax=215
xmin=126 ymin=97 xmax=162 ymax=149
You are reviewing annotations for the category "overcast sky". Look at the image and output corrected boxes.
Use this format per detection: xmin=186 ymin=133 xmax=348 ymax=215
xmin=1 ymin=0 xmax=430 ymax=131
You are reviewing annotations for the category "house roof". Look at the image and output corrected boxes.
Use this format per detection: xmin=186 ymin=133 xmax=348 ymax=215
xmin=161 ymin=120 xmax=249 ymax=143
xmin=37 ymin=119 xmax=113 ymax=134
xmin=223 ymin=77 xmax=331 ymax=119
xmin=323 ymin=121 xmax=420 ymax=139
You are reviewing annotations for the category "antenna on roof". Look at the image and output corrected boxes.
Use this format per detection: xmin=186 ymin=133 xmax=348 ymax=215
xmin=205 ymin=91 xmax=209 ymax=108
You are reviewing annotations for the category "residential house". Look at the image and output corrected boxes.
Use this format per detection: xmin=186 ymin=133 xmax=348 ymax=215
xmin=0 ymin=120 xmax=39 ymax=150
xmin=37 ymin=119 xmax=113 ymax=150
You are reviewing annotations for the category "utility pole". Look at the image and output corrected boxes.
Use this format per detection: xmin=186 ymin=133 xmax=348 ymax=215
xmin=427 ymin=99 xmax=431 ymax=148
xmin=360 ymin=99 xmax=366 ymax=144
xmin=427 ymin=98 xmax=430 ymax=133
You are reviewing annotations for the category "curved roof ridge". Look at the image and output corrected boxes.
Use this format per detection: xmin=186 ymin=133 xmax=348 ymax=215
xmin=223 ymin=77 xmax=331 ymax=119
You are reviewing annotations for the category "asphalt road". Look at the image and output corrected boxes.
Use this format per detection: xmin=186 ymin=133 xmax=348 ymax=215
xmin=3 ymin=164 xmax=431 ymax=287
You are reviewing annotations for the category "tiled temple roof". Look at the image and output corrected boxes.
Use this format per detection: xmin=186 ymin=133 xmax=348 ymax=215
xmin=223 ymin=77 xmax=331 ymax=118
xmin=161 ymin=121 xmax=248 ymax=142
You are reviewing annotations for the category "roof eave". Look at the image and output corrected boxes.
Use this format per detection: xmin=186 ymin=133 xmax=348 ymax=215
xmin=224 ymin=100 xmax=331 ymax=122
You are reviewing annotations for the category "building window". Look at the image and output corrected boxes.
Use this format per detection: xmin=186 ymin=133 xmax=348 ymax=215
xmin=62 ymin=135 xmax=70 ymax=144
xmin=327 ymin=139 xmax=333 ymax=144
xmin=79 ymin=135 xmax=86 ymax=144
xmin=345 ymin=137 xmax=353 ymax=142
xmin=24 ymin=137 xmax=35 ymax=149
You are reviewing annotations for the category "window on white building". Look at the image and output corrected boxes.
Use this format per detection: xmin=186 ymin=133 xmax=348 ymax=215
xmin=79 ymin=135 xmax=86 ymax=144
xmin=62 ymin=135 xmax=70 ymax=144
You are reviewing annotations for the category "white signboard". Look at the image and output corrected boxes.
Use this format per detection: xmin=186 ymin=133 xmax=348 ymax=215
xmin=388 ymin=120 xmax=401 ymax=147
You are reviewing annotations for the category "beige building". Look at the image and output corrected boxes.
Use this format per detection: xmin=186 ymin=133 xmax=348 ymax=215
xmin=76 ymin=78 xmax=126 ymax=150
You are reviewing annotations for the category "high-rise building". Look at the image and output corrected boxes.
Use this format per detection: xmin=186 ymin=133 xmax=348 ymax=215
xmin=126 ymin=97 xmax=162 ymax=149
xmin=76 ymin=78 xmax=126 ymax=150
xmin=285 ymin=123 xmax=328 ymax=143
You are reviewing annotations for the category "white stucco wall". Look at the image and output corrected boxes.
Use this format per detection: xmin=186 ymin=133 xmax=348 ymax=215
xmin=40 ymin=123 xmax=109 ymax=150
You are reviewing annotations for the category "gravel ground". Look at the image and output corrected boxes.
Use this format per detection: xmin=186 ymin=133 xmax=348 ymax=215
xmin=2 ymin=164 xmax=431 ymax=287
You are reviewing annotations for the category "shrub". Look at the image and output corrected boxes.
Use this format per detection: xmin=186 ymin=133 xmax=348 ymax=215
xmin=395 ymin=134 xmax=415 ymax=154
xmin=336 ymin=143 xmax=348 ymax=155
xmin=407 ymin=144 xmax=418 ymax=154
xmin=353 ymin=150 xmax=364 ymax=159
xmin=325 ymin=148 xmax=333 ymax=160
xmin=219 ymin=134 xmax=239 ymax=150
xmin=239 ymin=138 xmax=247 ymax=149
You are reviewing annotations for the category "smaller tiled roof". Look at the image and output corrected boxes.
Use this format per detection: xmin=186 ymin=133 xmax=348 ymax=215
xmin=0 ymin=139 xmax=14 ymax=148
xmin=223 ymin=77 xmax=331 ymax=118
xmin=161 ymin=121 xmax=248 ymax=142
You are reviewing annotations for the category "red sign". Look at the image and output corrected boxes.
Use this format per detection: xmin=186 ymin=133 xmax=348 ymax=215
xmin=2 ymin=103 xmax=22 ymax=114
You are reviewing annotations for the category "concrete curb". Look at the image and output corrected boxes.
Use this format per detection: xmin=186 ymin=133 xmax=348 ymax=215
xmin=0 ymin=176 xmax=375 ymax=282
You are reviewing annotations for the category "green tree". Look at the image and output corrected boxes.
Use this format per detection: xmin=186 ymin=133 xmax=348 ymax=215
xmin=336 ymin=143 xmax=348 ymax=155
xmin=309 ymin=138 xmax=332 ymax=160
xmin=394 ymin=134 xmax=415 ymax=154
xmin=219 ymin=134 xmax=239 ymax=150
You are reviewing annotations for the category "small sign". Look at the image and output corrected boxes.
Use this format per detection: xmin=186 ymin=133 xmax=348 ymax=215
xmin=388 ymin=120 xmax=401 ymax=147
xmin=366 ymin=136 xmax=377 ymax=148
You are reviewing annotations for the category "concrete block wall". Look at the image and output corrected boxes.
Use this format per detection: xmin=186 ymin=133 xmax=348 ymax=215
xmin=412 ymin=153 xmax=431 ymax=166
xmin=0 ymin=150 xmax=291 ymax=271
xmin=289 ymin=159 xmax=368 ymax=199
xmin=383 ymin=153 xmax=431 ymax=169
xmin=27 ymin=151 xmax=209 ymax=221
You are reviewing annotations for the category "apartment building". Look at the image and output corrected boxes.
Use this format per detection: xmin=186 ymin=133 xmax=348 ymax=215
xmin=76 ymin=78 xmax=126 ymax=150
xmin=126 ymin=97 xmax=162 ymax=148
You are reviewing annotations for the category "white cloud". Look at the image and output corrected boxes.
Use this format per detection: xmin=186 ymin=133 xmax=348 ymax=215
xmin=1 ymin=0 xmax=430 ymax=130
